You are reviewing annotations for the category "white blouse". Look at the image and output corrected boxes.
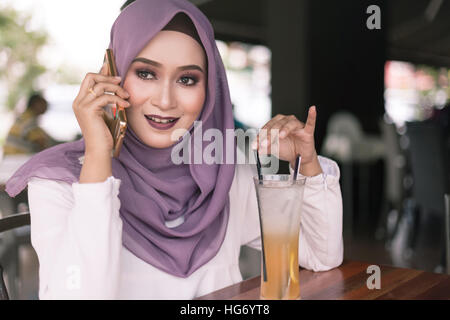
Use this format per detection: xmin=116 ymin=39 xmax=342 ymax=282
xmin=27 ymin=154 xmax=343 ymax=300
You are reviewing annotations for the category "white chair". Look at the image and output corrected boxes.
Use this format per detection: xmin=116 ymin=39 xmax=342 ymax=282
xmin=322 ymin=111 xmax=385 ymax=238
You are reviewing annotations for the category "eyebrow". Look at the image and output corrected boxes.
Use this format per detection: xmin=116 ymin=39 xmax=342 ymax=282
xmin=131 ymin=57 xmax=204 ymax=73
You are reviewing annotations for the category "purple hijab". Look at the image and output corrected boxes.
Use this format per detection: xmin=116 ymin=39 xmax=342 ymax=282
xmin=6 ymin=0 xmax=236 ymax=278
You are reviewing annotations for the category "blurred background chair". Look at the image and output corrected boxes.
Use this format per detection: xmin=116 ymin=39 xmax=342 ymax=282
xmin=0 ymin=155 xmax=32 ymax=300
xmin=322 ymin=111 xmax=385 ymax=239
xmin=376 ymin=119 xmax=408 ymax=245
xmin=0 ymin=212 xmax=31 ymax=300
xmin=392 ymin=121 xmax=450 ymax=271
xmin=0 ymin=155 xmax=32 ymax=216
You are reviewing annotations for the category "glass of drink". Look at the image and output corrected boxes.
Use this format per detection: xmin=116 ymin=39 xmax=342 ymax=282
xmin=253 ymin=174 xmax=306 ymax=300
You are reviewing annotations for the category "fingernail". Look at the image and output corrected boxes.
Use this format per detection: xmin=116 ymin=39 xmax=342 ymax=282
xmin=280 ymin=130 xmax=286 ymax=138
xmin=115 ymin=76 xmax=122 ymax=80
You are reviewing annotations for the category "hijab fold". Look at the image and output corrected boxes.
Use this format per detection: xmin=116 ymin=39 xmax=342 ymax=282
xmin=6 ymin=0 xmax=236 ymax=278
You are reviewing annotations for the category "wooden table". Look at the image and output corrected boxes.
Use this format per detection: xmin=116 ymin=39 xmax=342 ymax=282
xmin=197 ymin=260 xmax=450 ymax=300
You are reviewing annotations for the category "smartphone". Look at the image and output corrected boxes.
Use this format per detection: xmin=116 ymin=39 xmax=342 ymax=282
xmin=102 ymin=49 xmax=127 ymax=158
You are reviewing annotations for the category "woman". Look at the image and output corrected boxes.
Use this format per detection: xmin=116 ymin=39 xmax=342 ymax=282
xmin=6 ymin=0 xmax=343 ymax=299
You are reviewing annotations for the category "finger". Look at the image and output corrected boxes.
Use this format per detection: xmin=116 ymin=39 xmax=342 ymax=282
xmin=304 ymin=105 xmax=317 ymax=134
xmin=80 ymin=72 xmax=121 ymax=97
xmin=264 ymin=116 xmax=292 ymax=146
xmin=257 ymin=114 xmax=286 ymax=148
xmin=261 ymin=114 xmax=285 ymax=131
xmin=88 ymin=82 xmax=130 ymax=100
xmin=257 ymin=129 xmax=281 ymax=156
xmin=252 ymin=127 xmax=271 ymax=154
xmin=280 ymin=118 xmax=305 ymax=138
xmin=270 ymin=116 xmax=293 ymax=132
xmin=90 ymin=94 xmax=130 ymax=110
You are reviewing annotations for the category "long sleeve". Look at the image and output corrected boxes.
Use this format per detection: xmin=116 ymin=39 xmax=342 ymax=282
xmin=27 ymin=176 xmax=123 ymax=299
xmin=239 ymin=156 xmax=344 ymax=272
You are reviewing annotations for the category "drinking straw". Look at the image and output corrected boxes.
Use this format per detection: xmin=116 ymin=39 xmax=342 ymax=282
xmin=293 ymin=155 xmax=301 ymax=180
xmin=253 ymin=147 xmax=267 ymax=282
xmin=254 ymin=149 xmax=263 ymax=184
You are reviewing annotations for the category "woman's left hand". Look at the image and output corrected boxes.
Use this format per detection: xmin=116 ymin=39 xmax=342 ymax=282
xmin=252 ymin=105 xmax=322 ymax=176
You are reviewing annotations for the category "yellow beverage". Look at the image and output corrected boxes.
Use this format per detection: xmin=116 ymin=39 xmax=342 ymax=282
xmin=253 ymin=174 xmax=305 ymax=300
xmin=260 ymin=232 xmax=300 ymax=300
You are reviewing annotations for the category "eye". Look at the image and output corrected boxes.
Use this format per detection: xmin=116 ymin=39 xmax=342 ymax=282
xmin=136 ymin=69 xmax=198 ymax=86
xmin=178 ymin=75 xmax=198 ymax=86
xmin=136 ymin=69 xmax=155 ymax=80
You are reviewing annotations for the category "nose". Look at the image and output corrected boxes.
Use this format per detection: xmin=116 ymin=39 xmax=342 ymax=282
xmin=151 ymin=80 xmax=176 ymax=110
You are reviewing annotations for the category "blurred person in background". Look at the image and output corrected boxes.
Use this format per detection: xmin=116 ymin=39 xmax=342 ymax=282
xmin=3 ymin=93 xmax=60 ymax=155
xmin=430 ymin=102 xmax=450 ymax=161
xmin=431 ymin=102 xmax=450 ymax=136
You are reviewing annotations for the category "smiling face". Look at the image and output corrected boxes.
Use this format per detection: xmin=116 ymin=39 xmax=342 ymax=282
xmin=123 ymin=30 xmax=207 ymax=148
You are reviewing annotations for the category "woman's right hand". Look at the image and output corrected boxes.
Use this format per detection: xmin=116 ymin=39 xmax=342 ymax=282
xmin=72 ymin=61 xmax=131 ymax=155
